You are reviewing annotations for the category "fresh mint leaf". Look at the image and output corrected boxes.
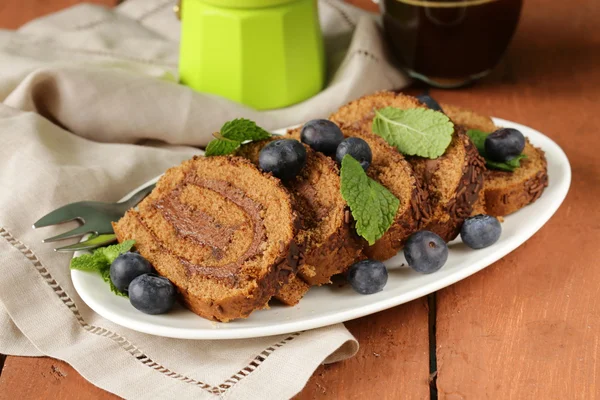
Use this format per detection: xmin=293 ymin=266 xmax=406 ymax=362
xmin=372 ymin=107 xmax=454 ymax=159
xmin=467 ymin=129 xmax=527 ymax=171
xmin=101 ymin=268 xmax=128 ymax=297
xmin=98 ymin=240 xmax=136 ymax=264
xmin=486 ymin=154 xmax=527 ymax=171
xmin=340 ymin=155 xmax=399 ymax=245
xmin=69 ymin=251 xmax=106 ymax=272
xmin=466 ymin=128 xmax=487 ymax=150
xmin=205 ymin=136 xmax=241 ymax=156
xmin=70 ymin=240 xmax=135 ymax=297
xmin=220 ymin=118 xmax=271 ymax=142
xmin=205 ymin=118 xmax=271 ymax=156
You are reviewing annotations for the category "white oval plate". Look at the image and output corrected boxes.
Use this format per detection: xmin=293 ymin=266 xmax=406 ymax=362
xmin=72 ymin=118 xmax=571 ymax=339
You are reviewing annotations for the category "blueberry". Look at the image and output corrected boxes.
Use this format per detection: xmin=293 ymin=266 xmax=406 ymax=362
xmin=404 ymin=231 xmax=448 ymax=274
xmin=336 ymin=138 xmax=373 ymax=171
xmin=109 ymin=252 xmax=153 ymax=293
xmin=128 ymin=274 xmax=176 ymax=315
xmin=259 ymin=139 xmax=307 ymax=182
xmin=347 ymin=259 xmax=388 ymax=294
xmin=484 ymin=128 xmax=526 ymax=162
xmin=415 ymin=94 xmax=444 ymax=112
xmin=300 ymin=119 xmax=344 ymax=155
xmin=460 ymin=214 xmax=502 ymax=249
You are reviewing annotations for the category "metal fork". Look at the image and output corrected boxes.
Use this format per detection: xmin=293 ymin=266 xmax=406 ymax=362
xmin=33 ymin=183 xmax=156 ymax=252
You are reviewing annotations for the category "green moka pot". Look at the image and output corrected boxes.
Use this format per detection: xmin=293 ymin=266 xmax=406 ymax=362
xmin=179 ymin=0 xmax=325 ymax=110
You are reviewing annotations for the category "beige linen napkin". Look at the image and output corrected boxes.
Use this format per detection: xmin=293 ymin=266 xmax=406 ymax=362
xmin=0 ymin=1 xmax=408 ymax=398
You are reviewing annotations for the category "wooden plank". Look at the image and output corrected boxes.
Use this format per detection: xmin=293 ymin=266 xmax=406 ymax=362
xmin=0 ymin=0 xmax=117 ymax=29
xmin=0 ymin=357 xmax=118 ymax=400
xmin=298 ymin=299 xmax=431 ymax=399
xmin=432 ymin=0 xmax=600 ymax=397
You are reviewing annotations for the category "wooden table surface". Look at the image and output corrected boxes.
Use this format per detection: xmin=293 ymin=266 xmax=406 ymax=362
xmin=1 ymin=0 xmax=599 ymax=399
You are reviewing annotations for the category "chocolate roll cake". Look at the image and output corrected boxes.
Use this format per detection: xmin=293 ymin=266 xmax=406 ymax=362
xmin=330 ymin=91 xmax=486 ymax=242
xmin=113 ymin=156 xmax=300 ymax=322
xmin=439 ymin=105 xmax=549 ymax=217
xmin=237 ymin=139 xmax=364 ymax=304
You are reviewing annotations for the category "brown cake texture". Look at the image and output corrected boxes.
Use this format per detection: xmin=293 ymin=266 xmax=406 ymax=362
xmin=407 ymin=128 xmax=486 ymax=241
xmin=330 ymin=91 xmax=424 ymax=132
xmin=112 ymin=156 xmax=300 ymax=322
xmin=442 ymin=104 xmax=549 ymax=217
xmin=470 ymin=195 xmax=487 ymax=216
xmin=274 ymin=274 xmax=310 ymax=306
xmin=330 ymin=91 xmax=486 ymax=242
xmin=482 ymin=141 xmax=549 ymax=216
xmin=236 ymin=139 xmax=363 ymax=304
xmin=441 ymin=102 xmax=494 ymax=217
xmin=318 ymin=126 xmax=431 ymax=260
xmin=441 ymin=103 xmax=497 ymax=133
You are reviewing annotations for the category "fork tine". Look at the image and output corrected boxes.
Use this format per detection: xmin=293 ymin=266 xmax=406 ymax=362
xmin=42 ymin=225 xmax=94 ymax=243
xmin=33 ymin=203 xmax=84 ymax=229
xmin=55 ymin=234 xmax=117 ymax=252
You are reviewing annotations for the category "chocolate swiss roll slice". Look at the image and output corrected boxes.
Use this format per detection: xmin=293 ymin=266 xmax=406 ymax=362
xmin=331 ymin=126 xmax=431 ymax=260
xmin=112 ymin=156 xmax=300 ymax=322
xmin=440 ymin=104 xmax=549 ymax=217
xmin=407 ymin=127 xmax=486 ymax=241
xmin=236 ymin=139 xmax=364 ymax=305
xmin=330 ymin=91 xmax=486 ymax=242
xmin=481 ymin=141 xmax=548 ymax=217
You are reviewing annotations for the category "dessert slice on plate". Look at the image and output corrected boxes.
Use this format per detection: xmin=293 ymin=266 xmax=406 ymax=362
xmin=441 ymin=104 xmax=549 ymax=217
xmin=113 ymin=156 xmax=300 ymax=322
xmin=482 ymin=143 xmax=548 ymax=216
xmin=302 ymin=126 xmax=432 ymax=261
xmin=407 ymin=127 xmax=486 ymax=242
xmin=237 ymin=140 xmax=364 ymax=305
xmin=330 ymin=91 xmax=486 ymax=242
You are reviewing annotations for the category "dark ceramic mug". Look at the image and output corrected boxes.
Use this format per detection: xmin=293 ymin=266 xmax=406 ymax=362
xmin=379 ymin=0 xmax=522 ymax=88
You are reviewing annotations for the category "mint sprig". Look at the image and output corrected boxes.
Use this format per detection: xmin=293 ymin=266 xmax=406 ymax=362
xmin=372 ymin=107 xmax=454 ymax=159
xmin=340 ymin=155 xmax=400 ymax=245
xmin=467 ymin=129 xmax=527 ymax=172
xmin=70 ymin=240 xmax=135 ymax=297
xmin=101 ymin=268 xmax=126 ymax=297
xmin=205 ymin=119 xmax=271 ymax=156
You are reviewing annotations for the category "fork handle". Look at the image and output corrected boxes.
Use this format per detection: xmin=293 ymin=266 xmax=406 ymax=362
xmin=120 ymin=183 xmax=156 ymax=209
